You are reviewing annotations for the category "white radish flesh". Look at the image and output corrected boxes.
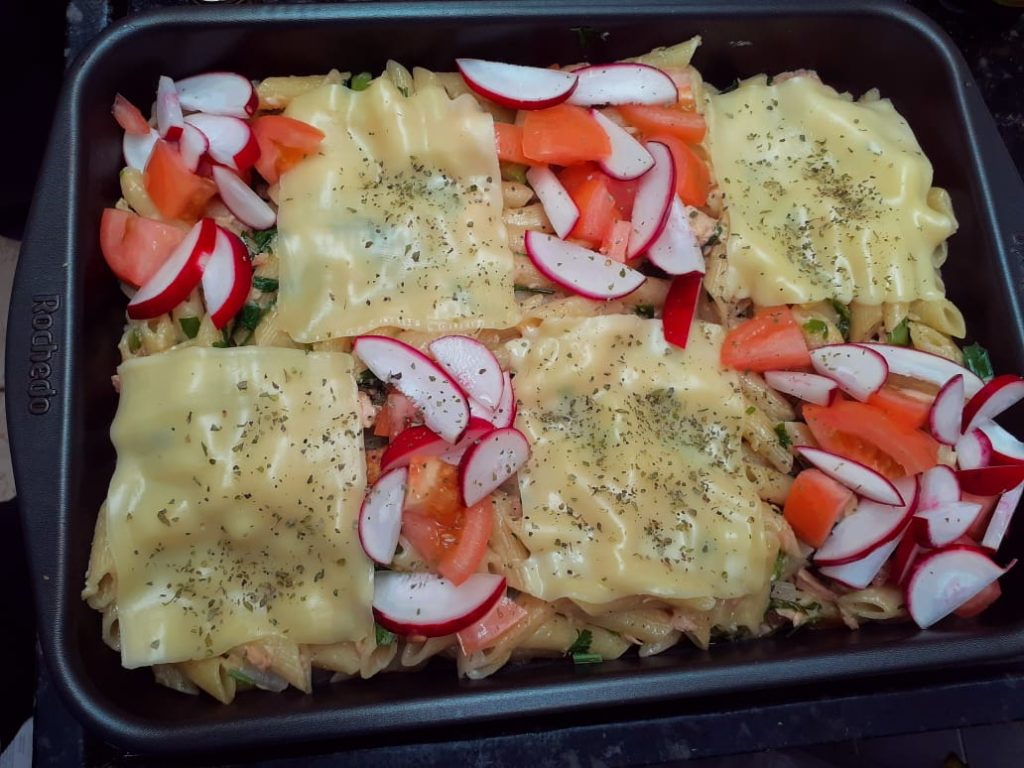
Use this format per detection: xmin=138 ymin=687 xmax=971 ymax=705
xmin=175 ymin=72 xmax=258 ymax=117
xmin=358 ymin=467 xmax=408 ymax=564
xmin=810 ymin=344 xmax=888 ymax=402
xmin=818 ymin=535 xmax=902 ymax=590
xmin=982 ymin=483 xmax=1024 ymax=551
xmin=178 ymin=122 xmax=209 ymax=173
xmin=525 ymin=166 xmax=579 ymax=239
xmin=156 ymin=76 xmax=184 ymax=141
xmin=918 ymin=465 xmax=961 ymax=512
xmin=590 ymin=109 xmax=655 ymax=181
xmin=857 ymin=343 xmax=984 ymax=397
xmin=956 ymin=429 xmax=992 ymax=471
xmin=123 ymin=128 xmax=159 ymax=171
xmin=813 ymin=477 xmax=918 ymax=566
xmin=929 ymin=374 xmax=965 ymax=446
xmin=373 ymin=571 xmax=507 ymax=637
xmin=568 ymin=63 xmax=678 ymax=106
xmin=646 ymin=197 xmax=705 ymax=276
xmin=796 ymin=445 xmax=905 ymax=506
xmin=459 ymin=427 xmax=531 ymax=506
xmin=906 ymin=546 xmax=1007 ymax=628
xmin=490 ymin=371 xmax=517 ymax=429
xmin=212 ymin=165 xmax=277 ymax=230
xmin=627 ymin=141 xmax=676 ymax=258
xmin=127 ymin=218 xmax=217 ymax=320
xmin=978 ymin=421 xmax=1024 ymax=465
xmin=184 ymin=113 xmax=260 ymax=172
xmin=429 ymin=335 xmax=505 ymax=410
xmin=456 ymin=59 xmax=577 ymax=110
xmin=962 ymin=374 xmax=1024 ymax=434
xmin=764 ymin=370 xmax=838 ymax=407
xmin=200 ymin=226 xmax=252 ymax=328
xmin=916 ymin=501 xmax=984 ymax=547
xmin=525 ymin=231 xmax=646 ymax=300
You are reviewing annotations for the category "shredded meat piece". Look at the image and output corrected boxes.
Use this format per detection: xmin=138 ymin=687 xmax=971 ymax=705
xmin=796 ymin=568 xmax=840 ymax=603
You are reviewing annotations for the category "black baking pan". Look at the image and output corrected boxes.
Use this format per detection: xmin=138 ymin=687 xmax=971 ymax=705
xmin=9 ymin=0 xmax=1024 ymax=755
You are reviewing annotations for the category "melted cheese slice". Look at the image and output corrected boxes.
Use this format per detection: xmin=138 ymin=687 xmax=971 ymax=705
xmin=506 ymin=316 xmax=770 ymax=605
xmin=105 ymin=347 xmax=371 ymax=668
xmin=277 ymin=76 xmax=520 ymax=341
xmin=705 ymin=74 xmax=957 ymax=306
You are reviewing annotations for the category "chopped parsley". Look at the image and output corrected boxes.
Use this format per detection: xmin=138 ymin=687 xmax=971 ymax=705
xmin=567 ymin=628 xmax=592 ymax=655
xmin=212 ymin=327 xmax=234 ymax=348
xmin=242 ymin=228 xmax=276 ymax=256
xmin=829 ymin=298 xmax=851 ymax=341
xmin=500 ymin=162 xmax=529 ymax=185
xmin=375 ymin=624 xmax=396 ymax=647
xmin=179 ymin=316 xmax=201 ymax=340
xmin=772 ymin=551 xmax=786 ymax=581
xmin=252 ymin=275 xmax=279 ymax=293
xmin=397 ymin=85 xmax=410 ymax=97
xmin=745 ymin=405 xmax=757 ymax=415
xmin=963 ymin=342 xmax=994 ymax=382
xmin=774 ymin=423 xmax=792 ymax=449
xmin=127 ymin=327 xmax=142 ymax=353
xmin=571 ymin=652 xmax=603 ymax=665
xmin=350 ymin=72 xmax=373 ymax=91
xmin=802 ymin=318 xmax=828 ymax=339
xmin=239 ymin=303 xmax=264 ymax=332
xmin=887 ymin=317 xmax=911 ymax=346
xmin=633 ymin=304 xmax=656 ymax=319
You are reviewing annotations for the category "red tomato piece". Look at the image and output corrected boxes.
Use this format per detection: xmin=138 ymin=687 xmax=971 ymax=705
xmin=112 ymin=93 xmax=150 ymax=135
xmin=438 ymin=497 xmax=494 ymax=586
xmin=618 ymin=104 xmax=706 ymax=144
xmin=867 ymin=386 xmax=934 ymax=431
xmin=648 ymin=134 xmax=710 ymax=207
xmin=521 ymin=105 xmax=611 ymax=166
xmin=144 ymin=140 xmax=217 ymax=221
xmin=251 ymin=115 xmax=326 ymax=184
xmin=494 ymin=123 xmax=533 ymax=166
xmin=783 ymin=468 xmax=856 ymax=548
xmin=457 ymin=596 xmax=528 ymax=655
xmin=720 ymin=306 xmax=812 ymax=372
xmin=405 ymin=456 xmax=462 ymax=526
xmin=99 ymin=208 xmax=187 ymax=287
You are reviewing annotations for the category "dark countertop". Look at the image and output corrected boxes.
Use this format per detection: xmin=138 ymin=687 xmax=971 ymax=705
xmin=30 ymin=1 xmax=1024 ymax=766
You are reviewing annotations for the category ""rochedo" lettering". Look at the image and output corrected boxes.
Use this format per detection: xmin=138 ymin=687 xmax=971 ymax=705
xmin=28 ymin=295 xmax=60 ymax=415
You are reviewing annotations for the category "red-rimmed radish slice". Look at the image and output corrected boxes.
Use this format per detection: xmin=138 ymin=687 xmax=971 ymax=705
xmin=957 ymin=465 xmax=1024 ymax=496
xmin=459 ymin=427 xmax=530 ymax=506
xmin=918 ymin=465 xmax=961 ymax=512
xmin=156 ymin=76 xmax=185 ymax=141
xmin=490 ymin=372 xmax=516 ymax=429
xmin=127 ymin=218 xmax=217 ymax=320
xmin=929 ymin=374 xmax=965 ymax=446
xmin=455 ymin=58 xmax=577 ymax=110
xmin=184 ymin=113 xmax=260 ymax=173
xmin=916 ymin=501 xmax=985 ymax=548
xmin=201 ymin=226 xmax=252 ymax=328
xmin=358 ymin=466 xmax=408 ymax=565
xmin=212 ymin=165 xmax=277 ymax=230
xmin=810 ymin=344 xmax=888 ymax=402
xmin=524 ymin=166 xmax=578 ymax=239
xmin=469 ymin=396 xmax=495 ymax=423
xmin=112 ymin=93 xmax=150 ymax=135
xmin=661 ymin=271 xmax=702 ymax=350
xmin=819 ymin=535 xmax=902 ymax=589
xmin=977 ymin=421 xmax=1024 ymax=466
xmin=646 ymin=198 xmax=704 ymax=276
xmin=372 ymin=571 xmax=506 ymax=637
xmin=905 ymin=545 xmax=1009 ymax=628
xmin=525 ymin=231 xmax=646 ymax=300
xmin=962 ymin=374 xmax=1024 ymax=434
xmin=440 ymin=419 xmax=496 ymax=465
xmin=379 ymin=418 xmax=496 ymax=474
xmin=796 ymin=445 xmax=905 ymax=505
xmin=175 ymin=72 xmax=258 ymax=118
xmin=178 ymin=122 xmax=209 ymax=173
xmin=813 ymin=477 xmax=918 ymax=566
xmin=956 ymin=428 xmax=992 ymax=471
xmin=567 ymin=63 xmax=678 ymax=106
xmin=892 ymin=523 xmax=926 ymax=585
xmin=981 ymin=482 xmax=1024 ymax=551
xmin=590 ymin=109 xmax=655 ymax=181
xmin=764 ymin=371 xmax=838 ymax=407
xmin=856 ymin=343 xmax=984 ymax=398
xmin=123 ymin=127 xmax=159 ymax=171
xmin=353 ymin=336 xmax=470 ymax=444
xmin=428 ymin=335 xmax=505 ymax=410
xmin=627 ymin=141 xmax=676 ymax=258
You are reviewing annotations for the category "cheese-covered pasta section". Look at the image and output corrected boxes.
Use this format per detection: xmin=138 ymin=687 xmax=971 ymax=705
xmin=507 ymin=316 xmax=772 ymax=606
xmin=276 ymin=77 xmax=521 ymax=342
xmin=103 ymin=347 xmax=372 ymax=668
xmin=704 ymin=74 xmax=957 ymax=307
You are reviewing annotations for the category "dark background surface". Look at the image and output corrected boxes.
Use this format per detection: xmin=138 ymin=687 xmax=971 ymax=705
xmin=3 ymin=0 xmax=1024 ymax=766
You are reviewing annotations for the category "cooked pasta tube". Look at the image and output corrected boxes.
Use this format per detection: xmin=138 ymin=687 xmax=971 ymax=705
xmin=179 ymin=658 xmax=237 ymax=704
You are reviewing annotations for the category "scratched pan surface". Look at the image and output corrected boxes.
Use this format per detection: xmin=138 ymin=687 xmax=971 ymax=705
xmin=8 ymin=0 xmax=1024 ymax=755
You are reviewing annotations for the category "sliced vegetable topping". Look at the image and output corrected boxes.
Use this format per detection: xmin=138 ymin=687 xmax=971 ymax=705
xmin=372 ymin=571 xmax=507 ymax=637
xmin=524 ymin=231 xmax=646 ymax=300
xmin=521 ymin=104 xmax=612 ymax=166
xmin=568 ymin=63 xmax=678 ymax=106
xmin=358 ymin=467 xmax=408 ymax=565
xmin=456 ymin=58 xmax=578 ymax=110
xmin=721 ymin=307 xmax=811 ymax=372
xmin=99 ymin=208 xmax=187 ymax=288
xmin=127 ymin=218 xmax=217 ymax=320
xmin=783 ymin=468 xmax=856 ymax=548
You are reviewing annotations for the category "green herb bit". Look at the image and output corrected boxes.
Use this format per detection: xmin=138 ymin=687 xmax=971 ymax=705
xmin=567 ymin=628 xmax=592 ymax=655
xmin=242 ymin=228 xmax=277 ymax=255
xmin=745 ymin=405 xmax=756 ymax=415
xmin=227 ymin=668 xmax=256 ymax=686
xmin=771 ymin=551 xmax=786 ymax=582
xmin=963 ymin=342 xmax=994 ymax=382
xmin=774 ymin=423 xmax=792 ymax=449
xmin=397 ymin=85 xmax=410 ymax=98
xmin=887 ymin=317 xmax=911 ymax=347
xmin=127 ymin=327 xmax=143 ymax=353
xmin=212 ymin=327 xmax=234 ymax=348
xmin=239 ymin=303 xmax=263 ymax=332
xmin=828 ymin=298 xmax=851 ymax=341
xmin=179 ymin=316 xmax=201 ymax=340
xmin=358 ymin=369 xmax=383 ymax=388
xmin=375 ymin=624 xmax=396 ymax=647
xmin=514 ymin=284 xmax=555 ymax=295
xmin=252 ymin=275 xmax=279 ymax=293
xmin=500 ymin=162 xmax=529 ymax=185
xmin=802 ymin=318 xmax=828 ymax=339
xmin=571 ymin=652 xmax=603 ymax=665
xmin=350 ymin=72 xmax=373 ymax=91
xmin=633 ymin=304 xmax=656 ymax=319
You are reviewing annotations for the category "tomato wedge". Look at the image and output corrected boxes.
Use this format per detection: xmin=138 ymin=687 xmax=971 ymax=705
xmin=721 ymin=307 xmax=812 ymax=372
xmin=112 ymin=93 xmax=151 ymax=135
xmin=251 ymin=115 xmax=326 ymax=184
xmin=457 ymin=596 xmax=528 ymax=655
xmin=521 ymin=104 xmax=611 ymax=166
xmin=783 ymin=468 xmax=855 ymax=548
xmin=144 ymin=140 xmax=217 ymax=221
xmin=405 ymin=456 xmax=462 ymax=526
xmin=99 ymin=208 xmax=187 ymax=287
xmin=803 ymin=400 xmax=940 ymax=479
xmin=494 ymin=123 xmax=532 ymax=166
xmin=566 ymin=174 xmax=617 ymax=246
xmin=648 ymin=134 xmax=710 ymax=207
xmin=401 ymin=511 xmax=456 ymax=566
xmin=438 ymin=497 xmax=494 ymax=586
xmin=618 ymin=104 xmax=706 ymax=144
xmin=558 ymin=163 xmax=637 ymax=219
xmin=867 ymin=386 xmax=934 ymax=431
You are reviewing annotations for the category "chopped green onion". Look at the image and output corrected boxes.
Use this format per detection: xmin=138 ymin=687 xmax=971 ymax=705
xmin=571 ymin=652 xmax=603 ymax=665
xmin=887 ymin=317 xmax=911 ymax=346
xmin=802 ymin=318 xmax=828 ymax=338
xmin=375 ymin=624 xmax=396 ymax=647
xmin=828 ymin=298 xmax=851 ymax=341
xmin=127 ymin=328 xmax=142 ymax=353
xmin=772 ymin=551 xmax=786 ymax=581
xmin=500 ymin=162 xmax=529 ymax=185
xmin=212 ymin=327 xmax=234 ymax=348
xmin=179 ymin=316 xmax=201 ymax=340
xmin=774 ymin=423 xmax=792 ymax=449
xmin=567 ymin=628 xmax=592 ymax=655
xmin=350 ymin=72 xmax=373 ymax=91
xmin=227 ymin=668 xmax=255 ymax=686
xmin=514 ymin=284 xmax=555 ymax=295
xmin=242 ymin=228 xmax=277 ymax=255
xmin=239 ymin=303 xmax=263 ymax=332
xmin=252 ymin=275 xmax=279 ymax=293
xmin=633 ymin=304 xmax=656 ymax=319
xmin=963 ymin=342 xmax=994 ymax=381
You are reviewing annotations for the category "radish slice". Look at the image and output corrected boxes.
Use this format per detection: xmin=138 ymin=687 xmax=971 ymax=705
xmin=813 ymin=477 xmax=918 ymax=566
xmin=429 ymin=335 xmax=505 ymax=410
xmin=627 ymin=141 xmax=676 ymax=258
xmin=469 ymin=396 xmax=495 ymax=422
xmin=646 ymin=198 xmax=705 ymax=276
xmin=957 ymin=465 xmax=1024 ymax=496
xmin=380 ymin=419 xmax=496 ymax=474
xmin=590 ymin=109 xmax=655 ymax=181
xmin=178 ymin=122 xmax=209 ymax=173
xmin=123 ymin=127 xmax=159 ymax=171
xmin=524 ymin=231 xmax=646 ymax=300
xmin=796 ymin=445 xmax=905 ymax=506
xmin=856 ymin=343 xmax=984 ymax=398
xmin=661 ymin=272 xmax=702 ymax=349
xmin=962 ymin=374 xmax=1024 ymax=434
xmin=524 ymin=166 xmax=579 ymax=239
xmin=201 ymin=226 xmax=252 ymax=328
xmin=184 ymin=113 xmax=260 ymax=173
xmin=810 ymin=344 xmax=888 ymax=402
xmin=916 ymin=501 xmax=985 ymax=548
xmin=490 ymin=372 xmax=517 ymax=429
xmin=956 ymin=428 xmax=992 ymax=471
xmin=819 ymin=535 xmax=902 ymax=590
xmin=459 ymin=427 xmax=531 ymax=506
xmin=892 ymin=525 xmax=925 ymax=585
xmin=929 ymin=374 xmax=965 ymax=446
xmin=906 ymin=545 xmax=1008 ymax=628
xmin=978 ymin=421 xmax=1024 ymax=466
xmin=358 ymin=467 xmax=407 ymax=564
xmin=353 ymin=336 xmax=470 ymax=444
xmin=373 ymin=571 xmax=507 ymax=637
xmin=440 ymin=419 xmax=497 ymax=465
xmin=156 ymin=76 xmax=184 ymax=141
xmin=918 ymin=465 xmax=961 ymax=512
xmin=981 ymin=482 xmax=1024 ymax=551
xmin=568 ymin=63 xmax=678 ymax=106
xmin=455 ymin=58 xmax=577 ymax=110
xmin=175 ymin=72 xmax=258 ymax=118
xmin=212 ymin=165 xmax=277 ymax=230
xmin=127 ymin=218 xmax=217 ymax=320
xmin=764 ymin=371 xmax=838 ymax=407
